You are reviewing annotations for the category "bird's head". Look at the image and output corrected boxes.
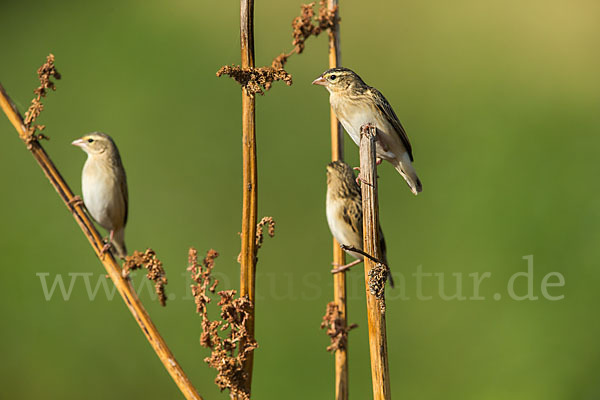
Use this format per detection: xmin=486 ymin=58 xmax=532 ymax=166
xmin=312 ymin=68 xmax=365 ymax=93
xmin=71 ymin=132 xmax=116 ymax=157
xmin=326 ymin=160 xmax=355 ymax=186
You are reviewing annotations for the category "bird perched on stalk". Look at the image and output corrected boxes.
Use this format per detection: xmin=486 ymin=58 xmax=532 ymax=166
xmin=326 ymin=161 xmax=394 ymax=287
xmin=72 ymin=132 xmax=128 ymax=259
xmin=313 ymin=67 xmax=422 ymax=195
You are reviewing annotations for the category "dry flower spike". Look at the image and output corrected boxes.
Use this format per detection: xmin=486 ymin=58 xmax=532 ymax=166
xmin=255 ymin=216 xmax=275 ymax=250
xmin=23 ymin=53 xmax=61 ymax=145
xmin=189 ymin=248 xmax=257 ymax=400
xmin=368 ymin=263 xmax=389 ymax=312
xmin=123 ymin=249 xmax=169 ymax=307
xmin=216 ymin=65 xmax=292 ymax=96
xmin=321 ymin=302 xmax=357 ymax=352
xmin=270 ymin=0 xmax=339 ymax=71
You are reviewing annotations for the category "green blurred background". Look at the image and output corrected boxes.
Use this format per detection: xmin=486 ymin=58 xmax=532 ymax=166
xmin=1 ymin=0 xmax=599 ymax=398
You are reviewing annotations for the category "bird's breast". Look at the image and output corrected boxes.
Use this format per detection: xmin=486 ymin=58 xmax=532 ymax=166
xmin=326 ymin=195 xmax=363 ymax=259
xmin=82 ymin=158 xmax=126 ymax=231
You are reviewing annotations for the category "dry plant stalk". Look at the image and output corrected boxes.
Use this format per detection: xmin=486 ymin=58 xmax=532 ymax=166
xmin=271 ymin=0 xmax=339 ymax=72
xmin=320 ymin=1 xmax=350 ymax=398
xmin=188 ymin=248 xmax=257 ymax=400
xmin=321 ymin=302 xmax=357 ymax=352
xmin=0 ymin=56 xmax=202 ymax=400
xmin=238 ymin=0 xmax=259 ymax=396
xmin=359 ymin=125 xmax=392 ymax=400
xmin=123 ymin=249 xmax=169 ymax=307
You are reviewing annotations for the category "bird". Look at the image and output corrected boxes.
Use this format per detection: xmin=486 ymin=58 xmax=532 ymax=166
xmin=326 ymin=160 xmax=394 ymax=287
xmin=313 ymin=67 xmax=422 ymax=195
xmin=72 ymin=132 xmax=128 ymax=259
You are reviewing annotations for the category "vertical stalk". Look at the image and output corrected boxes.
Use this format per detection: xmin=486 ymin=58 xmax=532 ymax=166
xmin=327 ymin=2 xmax=348 ymax=400
xmin=239 ymin=0 xmax=258 ymax=395
xmin=359 ymin=126 xmax=391 ymax=400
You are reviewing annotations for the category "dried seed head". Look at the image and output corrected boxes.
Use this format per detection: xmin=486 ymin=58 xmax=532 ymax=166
xmin=24 ymin=54 xmax=61 ymax=142
xmin=216 ymin=65 xmax=292 ymax=96
xmin=321 ymin=302 xmax=358 ymax=352
xmin=123 ymin=249 xmax=168 ymax=306
xmin=188 ymin=248 xmax=257 ymax=399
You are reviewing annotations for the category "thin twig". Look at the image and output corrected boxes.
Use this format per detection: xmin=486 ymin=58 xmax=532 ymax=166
xmin=0 ymin=60 xmax=202 ymax=400
xmin=359 ymin=124 xmax=391 ymax=399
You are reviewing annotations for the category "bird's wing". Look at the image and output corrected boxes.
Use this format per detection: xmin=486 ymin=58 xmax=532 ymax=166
xmin=121 ymin=169 xmax=129 ymax=226
xmin=341 ymin=195 xmax=363 ymax=244
xmin=370 ymin=87 xmax=414 ymax=161
xmin=378 ymin=223 xmax=387 ymax=266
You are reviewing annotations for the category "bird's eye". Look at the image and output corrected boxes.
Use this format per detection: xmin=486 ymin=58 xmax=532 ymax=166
xmin=87 ymin=138 xmax=94 ymax=143
xmin=329 ymin=74 xmax=337 ymax=81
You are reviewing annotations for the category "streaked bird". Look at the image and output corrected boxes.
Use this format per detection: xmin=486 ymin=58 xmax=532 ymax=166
xmin=326 ymin=161 xmax=394 ymax=287
xmin=72 ymin=132 xmax=128 ymax=259
xmin=313 ymin=67 xmax=422 ymax=195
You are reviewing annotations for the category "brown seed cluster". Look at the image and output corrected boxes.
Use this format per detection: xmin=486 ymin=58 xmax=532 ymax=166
xmin=188 ymin=248 xmax=257 ymax=400
xmin=320 ymin=302 xmax=357 ymax=352
xmin=271 ymin=0 xmax=339 ymax=71
xmin=368 ymin=263 xmax=388 ymax=312
xmin=123 ymin=249 xmax=168 ymax=306
xmin=23 ymin=54 xmax=61 ymax=146
xmin=255 ymin=216 xmax=276 ymax=249
xmin=218 ymin=1 xmax=338 ymax=95
xmin=216 ymin=65 xmax=292 ymax=96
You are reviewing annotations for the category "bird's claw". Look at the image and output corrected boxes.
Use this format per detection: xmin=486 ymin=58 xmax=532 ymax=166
xmin=68 ymin=195 xmax=84 ymax=207
xmin=360 ymin=123 xmax=376 ymax=136
xmin=100 ymin=240 xmax=112 ymax=257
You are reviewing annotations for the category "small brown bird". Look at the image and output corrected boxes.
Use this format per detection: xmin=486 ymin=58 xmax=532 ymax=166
xmin=72 ymin=132 xmax=128 ymax=259
xmin=313 ymin=67 xmax=422 ymax=195
xmin=326 ymin=161 xmax=394 ymax=287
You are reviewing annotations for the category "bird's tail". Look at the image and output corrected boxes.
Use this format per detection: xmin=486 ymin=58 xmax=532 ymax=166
xmin=111 ymin=227 xmax=128 ymax=260
xmin=393 ymin=153 xmax=422 ymax=195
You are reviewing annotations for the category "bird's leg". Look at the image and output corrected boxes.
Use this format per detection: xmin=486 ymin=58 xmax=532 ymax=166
xmin=100 ymin=230 xmax=114 ymax=256
xmin=100 ymin=241 xmax=112 ymax=256
xmin=353 ymin=166 xmax=377 ymax=187
xmin=67 ymin=195 xmax=84 ymax=207
xmin=331 ymin=258 xmax=363 ymax=274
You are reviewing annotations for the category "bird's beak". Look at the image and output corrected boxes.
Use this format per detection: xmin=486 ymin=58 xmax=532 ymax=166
xmin=312 ymin=76 xmax=327 ymax=86
xmin=71 ymin=138 xmax=85 ymax=148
